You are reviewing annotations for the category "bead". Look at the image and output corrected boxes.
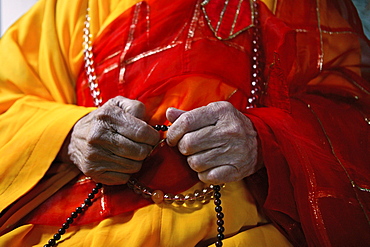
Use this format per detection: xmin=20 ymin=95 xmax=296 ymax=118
xmin=62 ymin=223 xmax=69 ymax=229
xmin=44 ymin=245 xmax=50 ymax=247
xmin=126 ymin=181 xmax=134 ymax=189
xmin=153 ymin=125 xmax=169 ymax=131
xmin=133 ymin=183 xmax=143 ymax=195
xmin=202 ymin=188 xmax=213 ymax=201
xmin=215 ymin=206 xmax=223 ymax=213
xmin=160 ymin=125 xmax=168 ymax=131
xmin=194 ymin=190 xmax=204 ymax=201
xmin=66 ymin=217 xmax=74 ymax=224
xmin=202 ymin=187 xmax=211 ymax=194
xmin=71 ymin=212 xmax=78 ymax=218
xmin=217 ymin=233 xmax=225 ymax=240
xmin=185 ymin=193 xmax=196 ymax=205
xmin=84 ymin=198 xmax=92 ymax=206
xmin=218 ymin=226 xmax=225 ymax=233
xmin=88 ymin=193 xmax=95 ymax=199
xmin=164 ymin=193 xmax=174 ymax=204
xmin=142 ymin=187 xmax=153 ymax=199
xmin=53 ymin=233 xmax=61 ymax=240
xmin=151 ymin=190 xmax=164 ymax=204
xmin=213 ymin=185 xmax=221 ymax=191
xmin=48 ymin=239 xmax=56 ymax=246
xmin=217 ymin=212 xmax=224 ymax=219
xmin=214 ymin=198 xmax=222 ymax=206
xmin=129 ymin=178 xmax=138 ymax=185
xmin=214 ymin=191 xmax=221 ymax=198
xmin=174 ymin=194 xmax=185 ymax=205
xmin=75 ymin=207 xmax=83 ymax=214
xmin=215 ymin=241 xmax=223 ymax=247
xmin=58 ymin=228 xmax=66 ymax=235
xmin=217 ymin=219 xmax=224 ymax=226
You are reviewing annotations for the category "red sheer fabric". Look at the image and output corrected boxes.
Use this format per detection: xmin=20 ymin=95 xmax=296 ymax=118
xmin=25 ymin=0 xmax=370 ymax=246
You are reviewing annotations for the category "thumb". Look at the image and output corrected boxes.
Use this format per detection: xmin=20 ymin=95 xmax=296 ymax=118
xmin=166 ymin=107 xmax=187 ymax=123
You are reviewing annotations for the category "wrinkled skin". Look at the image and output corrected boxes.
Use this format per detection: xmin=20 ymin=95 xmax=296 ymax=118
xmin=66 ymin=96 xmax=259 ymax=185
xmin=68 ymin=96 xmax=160 ymax=185
xmin=166 ymin=101 xmax=258 ymax=184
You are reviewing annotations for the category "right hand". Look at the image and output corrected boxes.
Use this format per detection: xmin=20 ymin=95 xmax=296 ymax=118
xmin=68 ymin=96 xmax=160 ymax=185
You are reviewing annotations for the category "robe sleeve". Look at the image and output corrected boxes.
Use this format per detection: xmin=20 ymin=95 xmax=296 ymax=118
xmin=0 ymin=0 xmax=158 ymax=233
xmin=0 ymin=0 xmax=96 ymax=224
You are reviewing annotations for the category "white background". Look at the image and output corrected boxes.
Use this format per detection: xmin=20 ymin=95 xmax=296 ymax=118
xmin=0 ymin=0 xmax=38 ymax=36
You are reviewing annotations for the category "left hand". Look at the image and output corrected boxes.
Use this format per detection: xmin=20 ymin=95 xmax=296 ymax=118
xmin=166 ymin=101 xmax=259 ymax=184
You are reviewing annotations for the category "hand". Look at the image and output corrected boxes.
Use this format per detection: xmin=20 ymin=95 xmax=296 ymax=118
xmin=68 ymin=96 xmax=160 ymax=185
xmin=166 ymin=101 xmax=259 ymax=184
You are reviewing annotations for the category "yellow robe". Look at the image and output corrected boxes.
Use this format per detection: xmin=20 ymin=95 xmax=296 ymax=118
xmin=0 ymin=0 xmax=291 ymax=246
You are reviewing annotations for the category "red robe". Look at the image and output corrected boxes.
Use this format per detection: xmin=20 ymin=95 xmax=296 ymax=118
xmin=22 ymin=0 xmax=370 ymax=246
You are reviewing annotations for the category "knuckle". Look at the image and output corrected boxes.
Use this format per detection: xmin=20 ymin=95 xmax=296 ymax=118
xmin=85 ymin=147 xmax=100 ymax=162
xmin=178 ymin=135 xmax=192 ymax=155
xmin=136 ymin=145 xmax=151 ymax=160
xmin=187 ymin=155 xmax=202 ymax=172
xmin=131 ymin=162 xmax=143 ymax=173
xmin=132 ymin=100 xmax=145 ymax=110
xmin=209 ymin=101 xmax=232 ymax=112
xmin=133 ymin=124 xmax=146 ymax=138
xmin=94 ymin=109 xmax=114 ymax=128
xmin=221 ymin=123 xmax=243 ymax=138
xmin=203 ymin=171 xmax=222 ymax=184
xmin=179 ymin=113 xmax=195 ymax=129
xmin=86 ymin=127 xmax=103 ymax=144
xmin=126 ymin=100 xmax=145 ymax=115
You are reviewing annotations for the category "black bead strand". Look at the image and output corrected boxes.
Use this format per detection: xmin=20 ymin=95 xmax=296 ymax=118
xmin=43 ymin=183 xmax=103 ymax=246
xmin=213 ymin=185 xmax=224 ymax=247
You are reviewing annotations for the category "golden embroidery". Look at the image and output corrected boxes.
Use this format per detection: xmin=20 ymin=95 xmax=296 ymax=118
xmin=322 ymin=30 xmax=357 ymax=35
xmin=306 ymin=103 xmax=370 ymax=225
xmin=230 ymin=0 xmax=244 ymax=36
xmin=315 ymin=0 xmax=324 ymax=72
xmin=201 ymin=0 xmax=255 ymax=40
xmin=119 ymin=2 xmax=148 ymax=84
xmin=186 ymin=0 xmax=202 ymax=51
xmin=215 ymin=0 xmax=230 ymax=34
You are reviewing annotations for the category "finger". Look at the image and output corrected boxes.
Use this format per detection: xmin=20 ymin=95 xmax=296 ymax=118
xmin=96 ymin=131 xmax=154 ymax=161
xmin=166 ymin=105 xmax=219 ymax=146
xmin=176 ymin=125 xmax=226 ymax=155
xmin=186 ymin=147 xmax=243 ymax=173
xmin=198 ymin=165 xmax=240 ymax=184
xmin=166 ymin=107 xmax=187 ymax=123
xmin=92 ymin=171 xmax=132 ymax=185
xmin=107 ymin=96 xmax=146 ymax=120
xmin=96 ymin=107 xmax=160 ymax=146
xmin=84 ymin=148 xmax=143 ymax=174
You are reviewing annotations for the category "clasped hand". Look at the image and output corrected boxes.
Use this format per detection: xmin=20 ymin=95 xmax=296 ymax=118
xmin=68 ymin=96 xmax=258 ymax=185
